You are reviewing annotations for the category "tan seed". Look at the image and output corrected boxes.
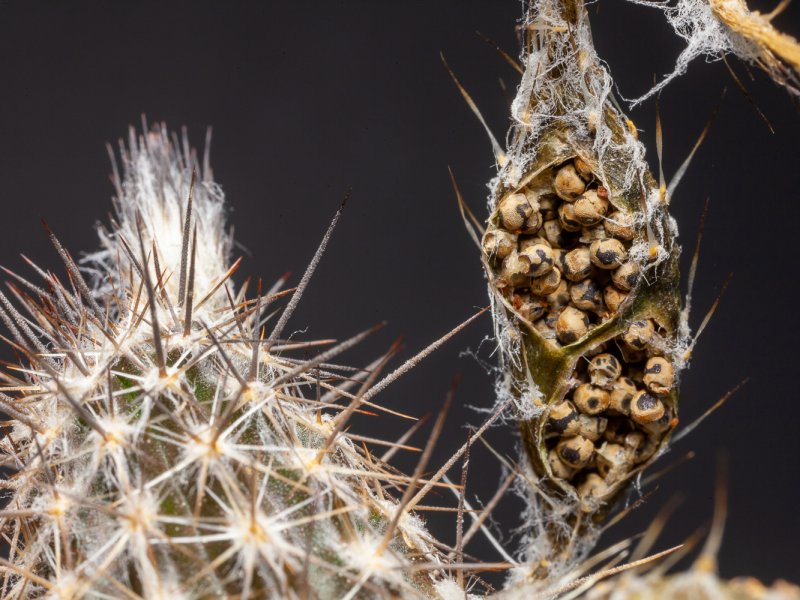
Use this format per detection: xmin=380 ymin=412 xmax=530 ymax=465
xmin=574 ymin=189 xmax=609 ymax=226
xmin=612 ymin=261 xmax=640 ymax=291
xmin=563 ymin=247 xmax=593 ymax=282
xmin=590 ymin=238 xmax=627 ymax=270
xmin=573 ymin=383 xmax=610 ymax=415
xmin=554 ymin=164 xmax=586 ymax=201
xmin=482 ymin=229 xmax=517 ymax=260
xmin=643 ymin=356 xmax=675 ymax=395
xmin=497 ymin=193 xmax=533 ymax=231
xmin=556 ymin=435 xmax=594 ymax=468
xmin=556 ymin=306 xmax=589 ymax=344
xmin=630 ymin=390 xmax=665 ymax=424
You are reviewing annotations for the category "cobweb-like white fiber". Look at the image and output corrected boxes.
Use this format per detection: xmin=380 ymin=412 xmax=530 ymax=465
xmin=624 ymin=0 xmax=800 ymax=105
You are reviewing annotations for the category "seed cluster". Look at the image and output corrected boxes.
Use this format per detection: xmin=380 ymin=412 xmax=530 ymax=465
xmin=482 ymin=158 xmax=640 ymax=347
xmin=483 ymin=158 xmax=678 ymax=511
xmin=545 ymin=320 xmax=677 ymax=512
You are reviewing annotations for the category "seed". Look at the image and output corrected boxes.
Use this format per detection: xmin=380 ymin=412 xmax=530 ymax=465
xmin=577 ymin=473 xmax=609 ymax=513
xmin=511 ymin=292 xmax=548 ymax=323
xmin=497 ymin=193 xmax=533 ymax=231
xmin=576 ymin=414 xmax=608 ymax=441
xmin=612 ymin=261 xmax=640 ymax=291
xmin=542 ymin=219 xmax=577 ymax=249
xmin=630 ymin=390 xmax=665 ymax=424
xmin=520 ymin=242 xmax=555 ymax=277
xmin=603 ymin=284 xmax=628 ymax=313
xmin=547 ymin=447 xmax=576 ymax=479
xmin=554 ymin=163 xmax=586 ymax=201
xmin=558 ymin=202 xmax=582 ymax=232
xmin=643 ymin=356 xmax=675 ymax=395
xmin=530 ymin=266 xmax=562 ymax=296
xmin=596 ymin=442 xmax=633 ymax=484
xmin=622 ymin=319 xmax=655 ymax=350
xmin=641 ymin=410 xmax=673 ymax=436
xmin=482 ymin=229 xmax=517 ymax=260
xmin=580 ymin=225 xmax=607 ymax=243
xmin=563 ymin=247 xmax=593 ymax=282
xmin=574 ymin=189 xmax=610 ymax=226
xmin=573 ymin=156 xmax=594 ymax=181
xmin=556 ymin=435 xmax=594 ymax=468
xmin=608 ymin=376 xmax=637 ymax=415
xmin=521 ymin=235 xmax=553 ymax=254
xmin=573 ymin=383 xmax=610 ymax=415
xmin=500 ymin=251 xmax=530 ymax=288
xmin=588 ymin=353 xmax=622 ymax=389
xmin=556 ymin=306 xmax=589 ymax=344
xmin=624 ymin=430 xmax=659 ymax=463
xmin=545 ymin=279 xmax=570 ymax=310
xmin=521 ymin=210 xmax=543 ymax=235
xmin=604 ymin=210 xmax=636 ymax=241
xmin=569 ymin=279 xmax=603 ymax=312
xmin=589 ymin=238 xmax=627 ymax=270
xmin=522 ymin=187 xmax=540 ymax=211
xmin=548 ymin=400 xmax=580 ymax=435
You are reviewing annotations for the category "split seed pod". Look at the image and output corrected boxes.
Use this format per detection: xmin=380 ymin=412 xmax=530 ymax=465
xmin=479 ymin=0 xmax=682 ymax=552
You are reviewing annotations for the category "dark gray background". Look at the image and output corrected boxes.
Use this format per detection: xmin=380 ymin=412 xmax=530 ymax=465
xmin=1 ymin=0 xmax=798 ymax=587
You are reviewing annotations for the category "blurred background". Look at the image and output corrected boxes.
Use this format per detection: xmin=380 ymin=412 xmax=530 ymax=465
xmin=0 ymin=0 xmax=798 ymax=587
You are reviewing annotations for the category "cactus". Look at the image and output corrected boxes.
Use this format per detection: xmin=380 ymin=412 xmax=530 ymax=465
xmin=1 ymin=1 xmax=799 ymax=599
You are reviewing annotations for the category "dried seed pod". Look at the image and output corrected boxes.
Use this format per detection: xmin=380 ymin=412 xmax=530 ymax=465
xmin=630 ymin=390 xmax=666 ymax=424
xmin=604 ymin=210 xmax=636 ymax=241
xmin=643 ymin=356 xmax=675 ymax=395
xmin=577 ymin=473 xmax=609 ymax=513
xmin=512 ymin=292 xmax=548 ymax=323
xmin=554 ymin=163 xmax=586 ymax=201
xmin=608 ymin=376 xmax=637 ymax=415
xmin=545 ymin=279 xmax=570 ymax=310
xmin=576 ymin=414 xmax=608 ymax=441
xmin=497 ymin=193 xmax=533 ymax=231
xmin=573 ymin=156 xmax=593 ymax=181
xmin=556 ymin=435 xmax=594 ymax=469
xmin=500 ymin=251 xmax=530 ymax=288
xmin=589 ymin=238 xmax=627 ymax=270
xmin=558 ymin=202 xmax=582 ymax=232
xmin=530 ymin=266 xmax=562 ymax=296
xmin=588 ymin=353 xmax=622 ymax=389
xmin=574 ymin=189 xmax=609 ymax=226
xmin=603 ymin=284 xmax=628 ymax=313
xmin=520 ymin=242 xmax=555 ymax=277
xmin=573 ymin=383 xmax=610 ymax=415
xmin=596 ymin=442 xmax=634 ymax=485
xmin=547 ymin=400 xmax=580 ymax=435
xmin=569 ymin=279 xmax=603 ymax=312
xmin=563 ymin=247 xmax=593 ymax=282
xmin=622 ymin=319 xmax=655 ymax=351
xmin=556 ymin=306 xmax=589 ymax=344
xmin=482 ymin=229 xmax=517 ymax=260
xmin=542 ymin=219 xmax=577 ymax=249
xmin=548 ymin=448 xmax=576 ymax=480
xmin=612 ymin=261 xmax=640 ymax=292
